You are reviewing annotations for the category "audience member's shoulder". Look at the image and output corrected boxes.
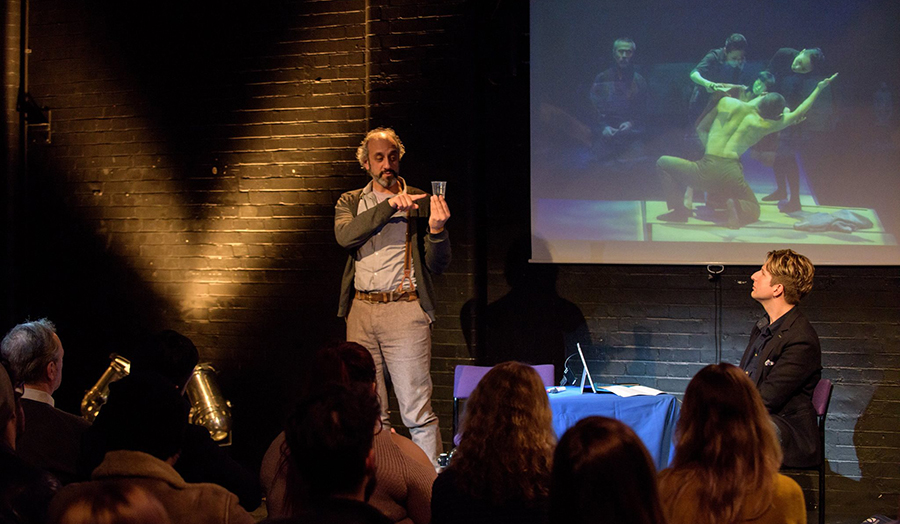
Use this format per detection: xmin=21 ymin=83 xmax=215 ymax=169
xmin=262 ymin=499 xmax=392 ymax=524
xmin=260 ymin=431 xmax=287 ymax=491
xmin=385 ymin=430 xmax=435 ymax=475
xmin=432 ymin=466 xmax=460 ymax=493
xmin=775 ymin=473 xmax=804 ymax=499
xmin=22 ymin=398 xmax=90 ymax=430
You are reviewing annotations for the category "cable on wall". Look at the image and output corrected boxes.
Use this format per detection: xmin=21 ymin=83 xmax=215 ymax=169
xmin=707 ymin=264 xmax=725 ymax=363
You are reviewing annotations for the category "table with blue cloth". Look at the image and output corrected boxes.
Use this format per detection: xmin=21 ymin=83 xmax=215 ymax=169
xmin=548 ymin=386 xmax=680 ymax=469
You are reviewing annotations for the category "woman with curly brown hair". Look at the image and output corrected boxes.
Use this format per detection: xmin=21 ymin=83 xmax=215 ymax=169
xmin=431 ymin=361 xmax=556 ymax=524
xmin=658 ymin=363 xmax=805 ymax=524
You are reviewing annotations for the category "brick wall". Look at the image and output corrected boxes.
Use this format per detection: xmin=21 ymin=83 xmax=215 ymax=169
xmin=2 ymin=0 xmax=21 ymax=325
xmin=20 ymin=0 xmax=476 ymax=465
xmin=12 ymin=0 xmax=900 ymax=521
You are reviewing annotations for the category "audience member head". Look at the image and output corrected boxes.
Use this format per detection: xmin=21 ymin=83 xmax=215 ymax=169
xmin=306 ymin=341 xmax=376 ymax=392
xmin=0 ymin=363 xmax=17 ymax=450
xmin=276 ymin=342 xmax=379 ymax=516
xmin=756 ymin=93 xmax=786 ymax=121
xmin=99 ymin=372 xmax=189 ymax=462
xmin=284 ymin=383 xmax=381 ymax=504
xmin=660 ymin=363 xmax=781 ymax=524
xmin=551 ymin=416 xmax=666 ymax=524
xmin=792 ymin=47 xmax=824 ymax=74
xmin=1 ymin=318 xmax=64 ymax=394
xmin=130 ymin=330 xmax=199 ymax=391
xmin=724 ymin=33 xmax=747 ymax=62
xmin=760 ymin=249 xmax=815 ymax=304
xmin=453 ymin=361 xmax=555 ymax=505
xmin=50 ymin=482 xmax=171 ymax=524
xmin=612 ymin=37 xmax=635 ymax=68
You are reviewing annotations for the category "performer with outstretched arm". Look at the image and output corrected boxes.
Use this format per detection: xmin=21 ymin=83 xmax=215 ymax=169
xmin=658 ymin=73 xmax=838 ymax=229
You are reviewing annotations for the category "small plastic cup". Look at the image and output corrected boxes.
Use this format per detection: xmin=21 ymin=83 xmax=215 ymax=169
xmin=431 ymin=181 xmax=447 ymax=197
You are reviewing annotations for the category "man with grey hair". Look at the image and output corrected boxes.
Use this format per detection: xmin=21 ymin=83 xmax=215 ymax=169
xmin=335 ymin=127 xmax=451 ymax=466
xmin=589 ymin=37 xmax=647 ymax=160
xmin=1 ymin=318 xmax=89 ymax=483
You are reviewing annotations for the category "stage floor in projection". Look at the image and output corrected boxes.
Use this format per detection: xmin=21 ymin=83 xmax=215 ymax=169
xmin=533 ymin=197 xmax=897 ymax=246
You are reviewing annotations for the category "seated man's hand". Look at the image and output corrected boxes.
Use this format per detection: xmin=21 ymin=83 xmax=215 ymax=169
xmin=618 ymin=121 xmax=633 ymax=133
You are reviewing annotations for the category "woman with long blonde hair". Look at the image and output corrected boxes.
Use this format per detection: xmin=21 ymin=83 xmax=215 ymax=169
xmin=431 ymin=361 xmax=556 ymax=524
xmin=658 ymin=363 xmax=805 ymax=524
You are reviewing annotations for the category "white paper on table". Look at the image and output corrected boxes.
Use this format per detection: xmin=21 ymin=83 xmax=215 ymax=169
xmin=598 ymin=385 xmax=664 ymax=397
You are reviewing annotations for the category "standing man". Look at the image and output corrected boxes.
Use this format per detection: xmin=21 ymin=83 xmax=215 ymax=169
xmin=1 ymin=318 xmax=89 ymax=484
xmin=688 ymin=34 xmax=749 ymax=126
xmin=740 ymin=249 xmax=821 ymax=468
xmin=589 ymin=37 xmax=648 ymax=161
xmin=335 ymin=127 xmax=451 ymax=465
xmin=761 ymin=47 xmax=827 ymax=212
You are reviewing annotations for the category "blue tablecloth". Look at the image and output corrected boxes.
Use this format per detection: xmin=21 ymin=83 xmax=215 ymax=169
xmin=548 ymin=386 xmax=679 ymax=469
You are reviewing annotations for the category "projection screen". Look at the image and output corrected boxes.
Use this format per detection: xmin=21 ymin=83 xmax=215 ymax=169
xmin=530 ymin=0 xmax=900 ymax=265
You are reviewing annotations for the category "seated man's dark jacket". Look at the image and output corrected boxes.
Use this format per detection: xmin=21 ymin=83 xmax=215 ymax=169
xmin=740 ymin=306 xmax=821 ymax=467
xmin=17 ymin=398 xmax=90 ymax=485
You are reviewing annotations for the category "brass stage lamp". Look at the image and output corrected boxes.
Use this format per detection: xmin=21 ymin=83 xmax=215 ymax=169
xmin=82 ymin=358 xmax=234 ymax=446
xmin=184 ymin=363 xmax=233 ymax=445
xmin=81 ymin=353 xmax=131 ymax=422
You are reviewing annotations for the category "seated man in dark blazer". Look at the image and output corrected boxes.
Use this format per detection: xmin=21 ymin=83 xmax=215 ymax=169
xmin=740 ymin=249 xmax=822 ymax=467
xmin=0 ymin=318 xmax=89 ymax=484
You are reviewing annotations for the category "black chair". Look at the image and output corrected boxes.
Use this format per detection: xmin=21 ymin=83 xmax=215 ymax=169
xmin=783 ymin=378 xmax=833 ymax=524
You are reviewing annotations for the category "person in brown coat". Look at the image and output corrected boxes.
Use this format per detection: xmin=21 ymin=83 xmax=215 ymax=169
xmin=49 ymin=372 xmax=253 ymax=524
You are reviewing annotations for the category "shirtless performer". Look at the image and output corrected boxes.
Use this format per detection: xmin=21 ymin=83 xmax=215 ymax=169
xmin=657 ymin=73 xmax=838 ymax=229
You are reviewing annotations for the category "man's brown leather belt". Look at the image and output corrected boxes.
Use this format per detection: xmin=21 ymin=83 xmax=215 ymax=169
xmin=354 ymin=290 xmax=418 ymax=303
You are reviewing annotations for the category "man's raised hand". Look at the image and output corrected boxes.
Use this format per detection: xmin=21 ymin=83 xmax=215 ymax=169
xmin=389 ymin=193 xmax=427 ymax=212
xmin=429 ymin=195 xmax=450 ymax=234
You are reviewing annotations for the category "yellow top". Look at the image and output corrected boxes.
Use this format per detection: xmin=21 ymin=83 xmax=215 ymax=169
xmin=658 ymin=472 xmax=806 ymax=524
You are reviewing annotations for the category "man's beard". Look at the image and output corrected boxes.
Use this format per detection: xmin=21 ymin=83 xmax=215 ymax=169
xmin=371 ymin=169 xmax=398 ymax=189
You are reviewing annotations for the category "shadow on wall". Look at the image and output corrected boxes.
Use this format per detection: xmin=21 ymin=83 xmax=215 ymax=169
xmin=787 ymin=373 xmax=900 ymax=521
xmin=11 ymin=192 xmax=170 ymax=416
xmin=460 ymin=236 xmax=590 ymax=382
xmin=829 ymin=375 xmax=900 ymax=519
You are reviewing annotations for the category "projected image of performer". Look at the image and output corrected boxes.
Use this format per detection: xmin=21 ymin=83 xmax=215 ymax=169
xmin=684 ymin=71 xmax=777 ymax=211
xmin=760 ymin=48 xmax=827 ymax=212
xmin=657 ymin=74 xmax=838 ymax=229
xmin=688 ymin=34 xmax=748 ymax=126
xmin=589 ymin=37 xmax=648 ymax=161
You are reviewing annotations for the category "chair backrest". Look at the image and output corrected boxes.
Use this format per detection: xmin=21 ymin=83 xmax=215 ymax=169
xmin=453 ymin=364 xmax=555 ymax=400
xmin=812 ymin=378 xmax=833 ymax=419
